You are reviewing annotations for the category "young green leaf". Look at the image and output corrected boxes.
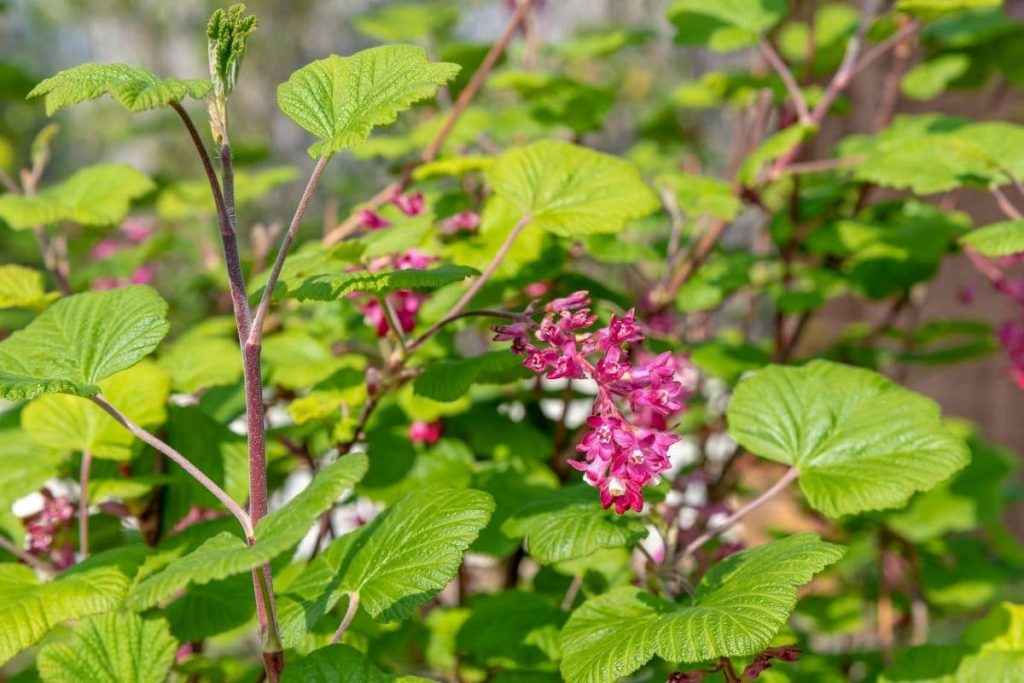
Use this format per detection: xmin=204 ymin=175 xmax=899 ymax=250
xmin=0 ymin=285 xmax=170 ymax=401
xmin=276 ymin=45 xmax=460 ymax=157
xmin=0 ymin=547 xmax=146 ymax=665
xmin=290 ymin=264 xmax=477 ymax=302
xmin=901 ymin=54 xmax=971 ymax=101
xmin=668 ymin=0 xmax=790 ymax=52
xmin=0 ymin=264 xmax=59 ymax=310
xmin=560 ymin=534 xmax=843 ymax=683
xmin=207 ymin=4 xmax=258 ymax=99
xmin=27 ymin=63 xmax=210 ymax=115
xmin=37 ymin=611 xmax=178 ymax=683
xmin=960 ymin=220 xmax=1024 ymax=257
xmin=487 ymin=139 xmax=659 ymax=237
xmin=277 ymin=487 xmax=494 ymax=647
xmin=128 ymin=454 xmax=367 ymax=609
xmin=22 ymin=361 xmax=170 ymax=460
xmin=727 ymin=360 xmax=970 ymax=517
xmin=281 ymin=644 xmax=434 ymax=683
xmin=501 ymin=485 xmax=649 ymax=564
xmin=413 ymin=350 xmax=528 ymax=402
xmin=0 ymin=164 xmax=154 ymax=230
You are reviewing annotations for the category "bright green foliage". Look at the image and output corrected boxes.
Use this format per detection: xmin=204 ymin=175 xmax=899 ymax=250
xmin=22 ymin=362 xmax=169 ymax=460
xmin=739 ymin=123 xmax=817 ymax=184
xmin=0 ymin=285 xmax=169 ymax=400
xmin=156 ymin=166 xmax=298 ymax=219
xmin=896 ymin=0 xmax=1002 ymax=18
xmin=487 ymin=140 xmax=659 ymax=236
xmin=0 ymin=163 xmax=154 ymax=230
xmin=456 ymin=591 xmax=566 ymax=668
xmin=281 ymin=644 xmax=434 ymax=683
xmin=157 ymin=320 xmax=243 ymax=393
xmin=727 ymin=360 xmax=970 ymax=517
xmin=881 ymin=602 xmax=1024 ymax=682
xmin=902 ymin=55 xmax=971 ymax=100
xmin=960 ymin=220 xmax=1024 ymax=257
xmin=657 ymin=172 xmax=741 ymax=220
xmin=129 ymin=454 xmax=368 ymax=609
xmin=276 ymin=45 xmax=460 ymax=157
xmin=0 ymin=548 xmax=145 ymax=665
xmin=277 ymin=487 xmax=493 ymax=646
xmin=37 ymin=611 xmax=178 ymax=683
xmin=413 ymin=350 xmax=528 ymax=402
xmin=290 ymin=264 xmax=477 ymax=301
xmin=207 ymin=4 xmax=258 ymax=99
xmin=668 ymin=0 xmax=789 ymax=51
xmin=559 ymin=534 xmax=845 ymax=683
xmin=0 ymin=265 xmax=58 ymax=310
xmin=502 ymin=486 xmax=649 ymax=564
xmin=354 ymin=3 xmax=460 ymax=43
xmin=0 ymin=422 xmax=63 ymax=542
xmin=27 ymin=63 xmax=210 ymax=115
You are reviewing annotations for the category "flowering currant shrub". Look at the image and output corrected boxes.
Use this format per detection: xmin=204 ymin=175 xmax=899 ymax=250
xmin=0 ymin=1 xmax=1022 ymax=682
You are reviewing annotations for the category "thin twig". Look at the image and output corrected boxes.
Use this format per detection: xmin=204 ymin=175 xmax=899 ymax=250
xmin=760 ymin=42 xmax=811 ymax=124
xmin=91 ymin=395 xmax=253 ymax=539
xmin=561 ymin=575 xmax=583 ymax=611
xmin=249 ymin=155 xmax=332 ymax=345
xmin=381 ymin=295 xmax=409 ymax=359
xmin=322 ymin=0 xmax=535 ymax=247
xmin=810 ymin=0 xmax=880 ymax=122
xmin=408 ymin=214 xmax=532 ymax=351
xmin=677 ymin=467 xmax=799 ymax=563
xmin=0 ymin=535 xmax=52 ymax=576
xmin=79 ymin=450 xmax=92 ymax=559
xmin=330 ymin=592 xmax=361 ymax=644
xmin=992 ymin=184 xmax=1023 ymax=220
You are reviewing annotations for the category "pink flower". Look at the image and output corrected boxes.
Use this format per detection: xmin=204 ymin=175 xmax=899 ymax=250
xmin=91 ymin=240 xmax=120 ymax=259
xmin=130 ymin=264 xmax=157 ymax=285
xmin=391 ymin=191 xmax=425 ymax=217
xmin=575 ymin=414 xmax=632 ymax=463
xmin=358 ymin=209 xmax=391 ymax=230
xmin=525 ymin=281 xmax=551 ymax=298
xmin=439 ymin=211 xmax=480 ymax=234
xmin=120 ymin=218 xmax=154 ymax=243
xmin=409 ymin=420 xmax=443 ymax=445
xmin=547 ymin=290 xmax=590 ymax=313
xmin=595 ymin=346 xmax=629 ymax=383
xmin=597 ymin=475 xmax=644 ymax=514
xmin=999 ymin=320 xmax=1024 ymax=389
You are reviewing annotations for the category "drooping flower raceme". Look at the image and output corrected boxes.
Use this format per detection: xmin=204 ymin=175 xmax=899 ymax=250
xmin=496 ymin=291 xmax=697 ymax=514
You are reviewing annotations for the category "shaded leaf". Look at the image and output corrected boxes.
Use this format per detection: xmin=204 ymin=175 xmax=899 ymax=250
xmin=413 ymin=350 xmax=528 ymax=402
xmin=281 ymin=643 xmax=432 ymax=682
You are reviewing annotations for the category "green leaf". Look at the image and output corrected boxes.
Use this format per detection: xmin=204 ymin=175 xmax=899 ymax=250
xmin=502 ymin=486 xmax=649 ymax=564
xmin=486 ymin=140 xmax=659 ymax=237
xmin=22 ymin=361 xmax=170 ymax=460
xmin=0 ymin=421 xmax=64 ymax=542
xmin=739 ymin=123 xmax=817 ymax=184
xmin=726 ymin=360 xmax=970 ymax=517
xmin=0 ymin=547 xmax=145 ymax=665
xmin=157 ymin=319 xmax=242 ymax=393
xmin=281 ymin=643 xmax=433 ymax=683
xmin=413 ymin=350 xmax=528 ymax=402
xmin=128 ymin=454 xmax=368 ymax=609
xmin=560 ymin=534 xmax=844 ymax=683
xmin=657 ymin=172 xmax=740 ymax=220
xmin=457 ymin=591 xmax=567 ymax=667
xmin=668 ymin=0 xmax=789 ymax=52
xmin=37 ymin=611 xmax=178 ymax=683
xmin=881 ymin=602 xmax=1024 ymax=682
xmin=354 ymin=3 xmax=460 ymax=43
xmin=276 ymin=45 xmax=460 ymax=157
xmin=207 ymin=4 xmax=258 ymax=99
xmin=960 ymin=220 xmax=1024 ymax=257
xmin=901 ymin=54 xmax=971 ymax=100
xmin=156 ymin=166 xmax=298 ymax=220
xmin=0 ymin=265 xmax=59 ymax=310
xmin=290 ymin=264 xmax=477 ymax=302
xmin=896 ymin=0 xmax=1002 ymax=19
xmin=0 ymin=163 xmax=154 ymax=230
xmin=277 ymin=487 xmax=493 ymax=646
xmin=0 ymin=285 xmax=170 ymax=400
xmin=27 ymin=63 xmax=210 ymax=115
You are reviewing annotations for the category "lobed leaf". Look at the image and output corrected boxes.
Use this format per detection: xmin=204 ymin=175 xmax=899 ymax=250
xmin=0 ymin=285 xmax=170 ymax=401
xmin=0 ymin=264 xmax=59 ymax=310
xmin=727 ymin=360 xmax=970 ymax=517
xmin=960 ymin=220 xmax=1024 ymax=257
xmin=560 ymin=534 xmax=844 ymax=683
xmin=290 ymin=264 xmax=477 ymax=302
xmin=276 ymin=45 xmax=460 ymax=157
xmin=27 ymin=63 xmax=210 ymax=115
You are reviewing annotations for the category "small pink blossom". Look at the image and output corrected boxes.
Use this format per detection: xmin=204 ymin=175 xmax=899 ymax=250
xmin=525 ymin=281 xmax=551 ymax=298
xmin=409 ymin=420 xmax=443 ymax=445
xmin=120 ymin=218 xmax=154 ymax=243
xmin=391 ymin=191 xmax=425 ymax=217
xmin=91 ymin=240 xmax=120 ymax=259
xmin=358 ymin=209 xmax=391 ymax=230
xmin=439 ymin=211 xmax=480 ymax=234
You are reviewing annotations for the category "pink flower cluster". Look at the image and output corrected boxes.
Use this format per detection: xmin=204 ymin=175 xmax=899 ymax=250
xmin=24 ymin=491 xmax=75 ymax=569
xmin=91 ymin=218 xmax=158 ymax=290
xmin=999 ymin=320 xmax=1024 ymax=389
xmin=496 ymin=292 xmax=697 ymax=514
xmin=409 ymin=419 xmax=443 ymax=445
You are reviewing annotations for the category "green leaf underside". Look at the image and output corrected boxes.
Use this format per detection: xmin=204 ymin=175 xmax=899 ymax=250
xmin=487 ymin=139 xmax=659 ymax=237
xmin=960 ymin=220 xmax=1024 ymax=257
xmin=290 ymin=264 xmax=477 ymax=301
xmin=37 ymin=611 xmax=178 ymax=683
xmin=726 ymin=360 xmax=970 ymax=517
xmin=276 ymin=45 xmax=460 ymax=157
xmin=23 ymin=361 xmax=170 ymax=460
xmin=27 ymin=63 xmax=210 ymax=115
xmin=277 ymin=487 xmax=493 ymax=647
xmin=559 ymin=534 xmax=845 ymax=683
xmin=0 ymin=264 xmax=58 ymax=310
xmin=281 ymin=644 xmax=432 ymax=682
xmin=0 ymin=547 xmax=145 ymax=665
xmin=128 ymin=454 xmax=368 ymax=609
xmin=502 ymin=485 xmax=648 ymax=564
xmin=0 ymin=285 xmax=170 ymax=401
xmin=0 ymin=164 xmax=154 ymax=230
